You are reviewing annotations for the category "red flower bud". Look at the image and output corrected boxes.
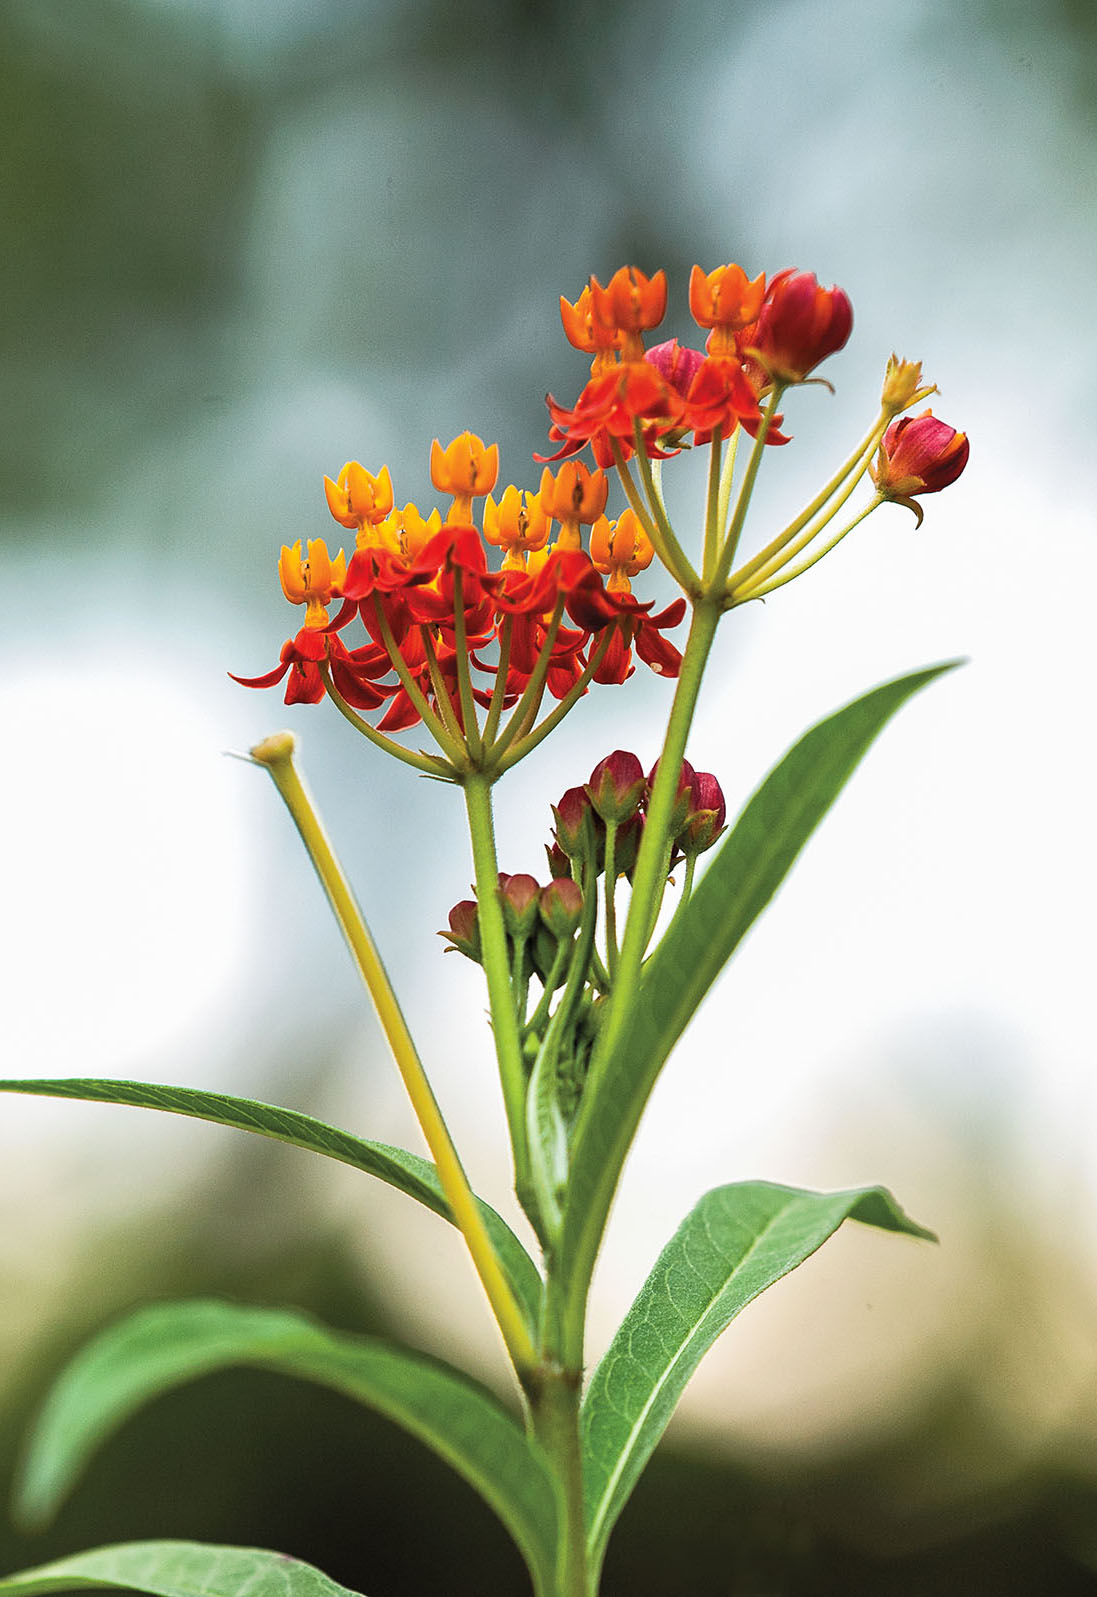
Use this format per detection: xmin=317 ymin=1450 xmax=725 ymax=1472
xmin=676 ymin=770 xmax=727 ymax=857
xmin=870 ymin=412 xmax=969 ymax=527
xmin=551 ymin=786 xmax=602 ymax=863
xmin=644 ymin=338 xmax=705 ymax=398
xmin=646 ymin=757 xmax=697 ymax=835
xmin=586 ymin=750 xmax=647 ymax=824
xmin=749 ymin=269 xmax=852 ymax=384
xmin=544 ymin=841 xmax=573 ymax=880
xmin=497 ymin=872 xmax=542 ymax=938
xmin=441 ymin=899 xmax=481 ymax=962
xmin=614 ymin=811 xmax=645 ymax=880
xmin=539 ymin=877 xmax=584 ymax=939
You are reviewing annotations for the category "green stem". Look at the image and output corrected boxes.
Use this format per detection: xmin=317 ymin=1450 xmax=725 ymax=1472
xmin=589 ymin=598 xmax=721 ymax=1101
xmin=319 ymin=666 xmax=456 ymax=779
xmin=630 ymin=423 xmax=699 ymax=591
xmin=715 ymin=422 xmax=741 ymax=543
xmin=735 ymin=495 xmax=883 ymax=600
xmin=249 ymin=733 xmax=536 ymax=1376
xmin=482 ymin=613 xmax=513 ymax=747
xmin=371 ymin=598 xmax=467 ymax=766
xmin=531 ymin=1368 xmax=589 ymax=1597
xmin=728 ymin=408 xmax=887 ymax=590
xmin=610 ymin=438 xmax=695 ymax=592
xmin=713 ymin=387 xmax=784 ymax=584
xmin=602 ymin=818 xmax=619 ymax=983
xmin=420 ymin=627 xmax=467 ymax=749
xmin=702 ymin=434 xmax=723 ymax=581
xmin=551 ymin=598 xmax=723 ymax=1367
xmin=495 ymin=628 xmax=614 ymax=776
xmin=490 ymin=597 xmax=566 ymax=764
xmin=463 ymin=770 xmax=543 ymax=1242
xmin=451 ymin=569 xmax=484 ymax=763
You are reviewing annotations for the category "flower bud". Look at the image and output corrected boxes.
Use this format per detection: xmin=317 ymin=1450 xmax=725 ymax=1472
xmin=441 ymin=899 xmax=480 ymax=962
xmin=544 ymin=840 xmax=573 ymax=880
xmin=614 ymin=811 xmax=644 ymax=880
xmin=645 ymin=338 xmax=705 ymax=398
xmin=551 ymin=785 xmax=602 ymax=863
xmin=675 ymin=770 xmax=727 ymax=857
xmin=585 ymin=750 xmax=647 ymax=824
xmin=881 ymin=355 xmax=931 ymax=414
xmin=749 ymin=269 xmax=852 ymax=384
xmin=870 ymin=412 xmax=969 ymax=527
xmin=539 ymin=877 xmax=584 ymax=940
xmin=646 ymin=757 xmax=697 ymax=835
xmin=497 ymin=872 xmax=542 ymax=939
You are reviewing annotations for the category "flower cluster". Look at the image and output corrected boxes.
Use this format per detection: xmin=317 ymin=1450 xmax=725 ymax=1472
xmin=233 ymin=433 xmax=686 ymax=768
xmin=234 ymin=259 xmax=968 ymax=779
xmin=544 ymin=263 xmax=854 ymax=463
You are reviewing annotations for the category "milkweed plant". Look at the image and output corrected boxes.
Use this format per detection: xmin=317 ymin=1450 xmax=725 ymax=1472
xmin=0 ymin=262 xmax=968 ymax=1597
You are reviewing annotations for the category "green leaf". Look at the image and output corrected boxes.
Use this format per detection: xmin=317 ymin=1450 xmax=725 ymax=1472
xmin=0 ymin=1540 xmax=365 ymax=1597
xmin=582 ymin=1181 xmax=935 ymax=1568
xmin=15 ymin=1300 xmax=558 ymax=1588
xmin=556 ymin=663 xmax=958 ymax=1348
xmin=0 ymin=1078 xmax=542 ymax=1335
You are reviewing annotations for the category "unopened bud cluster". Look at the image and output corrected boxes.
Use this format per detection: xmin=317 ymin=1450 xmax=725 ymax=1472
xmin=441 ymin=751 xmax=726 ymax=1117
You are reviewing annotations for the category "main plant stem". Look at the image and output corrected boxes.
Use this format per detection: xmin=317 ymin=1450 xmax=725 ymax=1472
xmin=531 ymin=1366 xmax=590 ymax=1597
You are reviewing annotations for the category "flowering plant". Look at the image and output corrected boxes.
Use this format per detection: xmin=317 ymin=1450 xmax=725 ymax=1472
xmin=0 ymin=262 xmax=967 ymax=1597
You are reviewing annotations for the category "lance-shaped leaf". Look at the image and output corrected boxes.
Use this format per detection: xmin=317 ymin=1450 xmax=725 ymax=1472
xmin=582 ymin=1181 xmax=935 ymax=1568
xmin=556 ymin=663 xmax=957 ymax=1348
xmin=15 ymin=1300 xmax=558 ymax=1589
xmin=0 ymin=1540 xmax=365 ymax=1597
xmin=0 ymin=1078 xmax=542 ymax=1335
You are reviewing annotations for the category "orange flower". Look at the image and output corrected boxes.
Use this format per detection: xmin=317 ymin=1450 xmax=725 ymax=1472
xmin=539 ymin=463 xmax=609 ymax=548
xmin=560 ymin=285 xmax=620 ymax=372
xmin=589 ymin=509 xmax=654 ymax=592
xmin=278 ymin=539 xmax=347 ymax=627
xmin=429 ymin=432 xmax=500 ymax=522
xmin=323 ymin=462 xmax=394 ymax=529
xmin=589 ymin=267 xmax=667 ymax=361
xmin=483 ymin=485 xmax=551 ymax=568
xmin=689 ymin=264 xmax=766 ymax=356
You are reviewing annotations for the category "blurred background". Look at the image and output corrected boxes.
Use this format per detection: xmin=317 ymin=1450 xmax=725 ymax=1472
xmin=2 ymin=0 xmax=1096 ymax=1590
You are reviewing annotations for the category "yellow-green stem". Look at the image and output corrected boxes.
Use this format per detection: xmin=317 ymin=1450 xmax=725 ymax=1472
xmin=250 ymin=732 xmax=536 ymax=1376
xmin=610 ymin=438 xmax=695 ymax=593
xmin=320 ymin=666 xmax=456 ymax=779
xmin=736 ymin=495 xmax=883 ymax=600
xmin=702 ymin=434 xmax=724 ymax=581
xmin=371 ymin=598 xmax=467 ymax=766
xmin=630 ymin=423 xmax=699 ymax=592
xmin=712 ymin=387 xmax=784 ymax=585
xmin=728 ymin=408 xmax=888 ymax=590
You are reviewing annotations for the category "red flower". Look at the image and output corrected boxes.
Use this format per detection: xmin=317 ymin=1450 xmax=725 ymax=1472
xmin=540 ymin=363 xmax=684 ymax=464
xmin=748 ymin=269 xmax=852 ymax=384
xmin=682 ymin=356 xmax=762 ymax=442
xmin=231 ymin=628 xmax=393 ymax=711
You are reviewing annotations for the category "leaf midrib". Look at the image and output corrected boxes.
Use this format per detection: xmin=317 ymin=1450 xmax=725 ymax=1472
xmin=584 ymin=1196 xmax=801 ymax=1552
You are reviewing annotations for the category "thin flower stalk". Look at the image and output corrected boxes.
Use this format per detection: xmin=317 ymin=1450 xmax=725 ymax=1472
xmin=249 ymin=732 xmax=537 ymax=1377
